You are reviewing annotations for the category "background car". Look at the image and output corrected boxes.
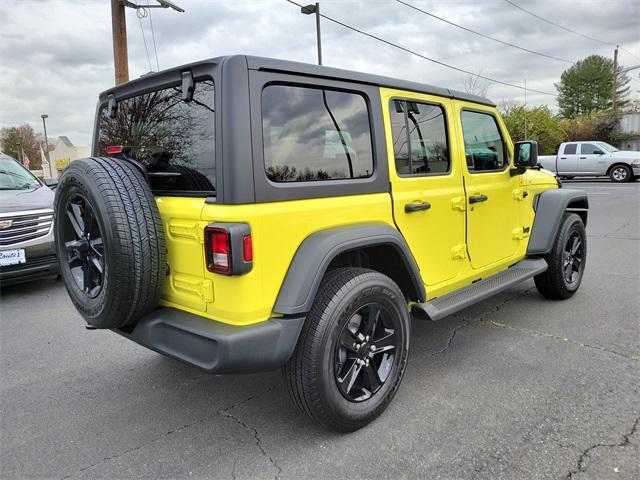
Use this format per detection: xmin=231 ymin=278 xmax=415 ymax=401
xmin=538 ymin=141 xmax=640 ymax=182
xmin=0 ymin=152 xmax=58 ymax=286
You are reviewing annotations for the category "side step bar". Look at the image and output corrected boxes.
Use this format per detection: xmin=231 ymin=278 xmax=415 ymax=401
xmin=412 ymin=258 xmax=547 ymax=322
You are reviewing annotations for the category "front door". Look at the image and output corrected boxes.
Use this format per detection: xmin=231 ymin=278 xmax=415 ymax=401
xmin=578 ymin=142 xmax=607 ymax=174
xmin=383 ymin=89 xmax=466 ymax=286
xmin=456 ymin=104 xmax=522 ymax=270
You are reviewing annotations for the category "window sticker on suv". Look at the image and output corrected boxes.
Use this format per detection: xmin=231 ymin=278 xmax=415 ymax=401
xmin=98 ymin=79 xmax=215 ymax=193
xmin=261 ymin=84 xmax=374 ymax=182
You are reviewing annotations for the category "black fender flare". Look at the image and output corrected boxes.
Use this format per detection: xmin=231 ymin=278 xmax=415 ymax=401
xmin=528 ymin=189 xmax=589 ymax=255
xmin=273 ymin=222 xmax=426 ymax=315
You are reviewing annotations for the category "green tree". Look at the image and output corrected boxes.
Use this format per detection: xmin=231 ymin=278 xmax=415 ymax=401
xmin=555 ymin=54 xmax=631 ymax=118
xmin=0 ymin=124 xmax=45 ymax=169
xmin=500 ymin=103 xmax=566 ymax=155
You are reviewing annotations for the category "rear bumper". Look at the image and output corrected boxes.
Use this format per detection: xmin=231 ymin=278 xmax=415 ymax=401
xmin=115 ymin=308 xmax=305 ymax=374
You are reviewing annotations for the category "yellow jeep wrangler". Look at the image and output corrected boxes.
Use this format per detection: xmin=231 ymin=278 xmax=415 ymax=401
xmin=55 ymin=56 xmax=588 ymax=431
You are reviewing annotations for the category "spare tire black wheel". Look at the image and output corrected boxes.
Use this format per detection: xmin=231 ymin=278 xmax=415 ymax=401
xmin=54 ymin=157 xmax=166 ymax=329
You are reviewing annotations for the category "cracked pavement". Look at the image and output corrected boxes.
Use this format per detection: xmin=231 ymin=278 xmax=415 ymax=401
xmin=1 ymin=180 xmax=638 ymax=479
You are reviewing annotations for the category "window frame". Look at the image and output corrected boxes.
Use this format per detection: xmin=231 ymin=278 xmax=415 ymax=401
xmin=388 ymin=97 xmax=452 ymax=178
xmin=249 ymin=70 xmax=389 ymax=203
xmin=460 ymin=108 xmax=511 ymax=174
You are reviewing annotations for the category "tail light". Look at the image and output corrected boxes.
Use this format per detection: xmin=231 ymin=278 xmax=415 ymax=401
xmin=106 ymin=145 xmax=124 ymax=155
xmin=204 ymin=223 xmax=252 ymax=275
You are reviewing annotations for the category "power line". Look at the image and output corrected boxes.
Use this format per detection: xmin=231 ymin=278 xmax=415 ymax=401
xmin=136 ymin=8 xmax=153 ymax=71
xmin=146 ymin=0 xmax=160 ymax=71
xmin=284 ymin=0 xmax=557 ymax=96
xmin=396 ymin=0 xmax=572 ymax=64
xmin=504 ymin=0 xmax=640 ymax=61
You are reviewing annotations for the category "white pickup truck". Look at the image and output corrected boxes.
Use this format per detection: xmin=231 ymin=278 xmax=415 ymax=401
xmin=538 ymin=141 xmax=640 ymax=182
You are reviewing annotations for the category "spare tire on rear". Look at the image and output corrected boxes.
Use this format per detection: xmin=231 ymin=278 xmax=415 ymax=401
xmin=54 ymin=157 xmax=166 ymax=329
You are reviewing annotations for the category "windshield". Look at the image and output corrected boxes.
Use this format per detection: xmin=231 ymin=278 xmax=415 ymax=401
xmin=597 ymin=142 xmax=619 ymax=152
xmin=0 ymin=157 xmax=41 ymax=190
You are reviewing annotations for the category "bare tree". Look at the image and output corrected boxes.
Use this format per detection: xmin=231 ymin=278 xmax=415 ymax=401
xmin=462 ymin=69 xmax=491 ymax=97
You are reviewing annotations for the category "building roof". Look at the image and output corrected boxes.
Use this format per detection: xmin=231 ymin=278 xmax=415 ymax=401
xmin=56 ymin=136 xmax=74 ymax=148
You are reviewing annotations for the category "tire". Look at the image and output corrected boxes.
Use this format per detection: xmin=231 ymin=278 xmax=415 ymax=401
xmin=534 ymin=213 xmax=586 ymax=300
xmin=283 ymin=267 xmax=411 ymax=432
xmin=609 ymin=164 xmax=632 ymax=183
xmin=54 ymin=157 xmax=166 ymax=329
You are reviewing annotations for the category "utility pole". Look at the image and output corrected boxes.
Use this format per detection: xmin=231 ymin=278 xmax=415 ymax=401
xmin=301 ymin=3 xmax=322 ymax=65
xmin=612 ymin=45 xmax=619 ymax=115
xmin=111 ymin=0 xmax=129 ymax=85
xmin=110 ymin=1 xmax=185 ymax=85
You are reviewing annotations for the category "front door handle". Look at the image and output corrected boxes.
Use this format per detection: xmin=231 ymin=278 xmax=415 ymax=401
xmin=579 ymin=156 xmax=586 ymax=159
xmin=405 ymin=201 xmax=431 ymax=213
xmin=468 ymin=194 xmax=488 ymax=204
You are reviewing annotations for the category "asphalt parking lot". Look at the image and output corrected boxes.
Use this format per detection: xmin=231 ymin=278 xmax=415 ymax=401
xmin=1 ymin=180 xmax=638 ymax=480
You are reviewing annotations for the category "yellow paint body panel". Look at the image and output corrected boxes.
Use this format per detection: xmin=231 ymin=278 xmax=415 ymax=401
xmin=156 ymin=193 xmax=394 ymax=326
xmin=154 ymin=88 xmax=558 ymax=326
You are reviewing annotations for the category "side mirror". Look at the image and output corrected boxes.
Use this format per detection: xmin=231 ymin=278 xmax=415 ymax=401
xmin=511 ymin=141 xmax=538 ymax=176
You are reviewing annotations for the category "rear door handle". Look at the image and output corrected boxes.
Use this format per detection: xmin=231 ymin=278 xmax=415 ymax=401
xmin=468 ymin=194 xmax=488 ymax=204
xmin=405 ymin=201 xmax=431 ymax=213
xmin=579 ymin=156 xmax=586 ymax=159
xmin=560 ymin=157 xmax=567 ymax=159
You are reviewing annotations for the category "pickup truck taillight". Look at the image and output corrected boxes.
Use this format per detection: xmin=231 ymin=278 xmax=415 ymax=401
xmin=204 ymin=223 xmax=253 ymax=275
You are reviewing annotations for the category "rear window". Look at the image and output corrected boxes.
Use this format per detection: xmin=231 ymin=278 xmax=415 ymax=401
xmin=98 ymin=79 xmax=215 ymax=193
xmin=563 ymin=143 xmax=577 ymax=154
xmin=261 ymin=84 xmax=374 ymax=182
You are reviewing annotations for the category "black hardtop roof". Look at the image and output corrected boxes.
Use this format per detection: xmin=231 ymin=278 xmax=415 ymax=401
xmin=100 ymin=54 xmax=495 ymax=107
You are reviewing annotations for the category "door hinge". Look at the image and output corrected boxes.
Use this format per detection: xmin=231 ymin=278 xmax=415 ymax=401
xmin=173 ymin=274 xmax=214 ymax=303
xmin=451 ymin=244 xmax=467 ymax=259
xmin=512 ymin=188 xmax=528 ymax=201
xmin=451 ymin=197 xmax=466 ymax=211
xmin=512 ymin=226 xmax=531 ymax=241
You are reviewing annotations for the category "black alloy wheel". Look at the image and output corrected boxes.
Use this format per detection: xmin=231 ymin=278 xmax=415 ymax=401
xmin=335 ymin=303 xmax=400 ymax=402
xmin=62 ymin=193 xmax=105 ymax=298
xmin=562 ymin=231 xmax=584 ymax=287
xmin=534 ymin=213 xmax=586 ymax=300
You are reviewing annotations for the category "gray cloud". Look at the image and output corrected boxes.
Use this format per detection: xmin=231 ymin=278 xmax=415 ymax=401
xmin=0 ymin=0 xmax=638 ymax=146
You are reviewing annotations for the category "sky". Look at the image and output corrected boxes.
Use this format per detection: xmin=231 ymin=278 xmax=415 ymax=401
xmin=0 ymin=0 xmax=638 ymax=147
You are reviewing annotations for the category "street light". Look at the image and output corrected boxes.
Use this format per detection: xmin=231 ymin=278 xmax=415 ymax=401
xmin=41 ymin=114 xmax=51 ymax=177
xmin=301 ymin=3 xmax=322 ymax=65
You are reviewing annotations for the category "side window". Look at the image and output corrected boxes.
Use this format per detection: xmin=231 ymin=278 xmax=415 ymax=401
xmin=564 ymin=143 xmax=577 ymax=155
xmin=261 ymin=84 xmax=374 ymax=182
xmin=390 ymin=100 xmax=450 ymax=176
xmin=460 ymin=110 xmax=508 ymax=172
xmin=580 ymin=143 xmax=602 ymax=155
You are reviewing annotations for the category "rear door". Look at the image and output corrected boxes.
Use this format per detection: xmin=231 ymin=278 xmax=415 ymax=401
xmin=557 ymin=143 xmax=579 ymax=174
xmin=578 ymin=142 xmax=607 ymax=174
xmin=455 ymin=103 xmax=522 ymax=270
xmin=382 ymin=89 xmax=466 ymax=287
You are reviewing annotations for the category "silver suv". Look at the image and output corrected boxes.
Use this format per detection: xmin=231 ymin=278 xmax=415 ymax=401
xmin=0 ymin=153 xmax=58 ymax=285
